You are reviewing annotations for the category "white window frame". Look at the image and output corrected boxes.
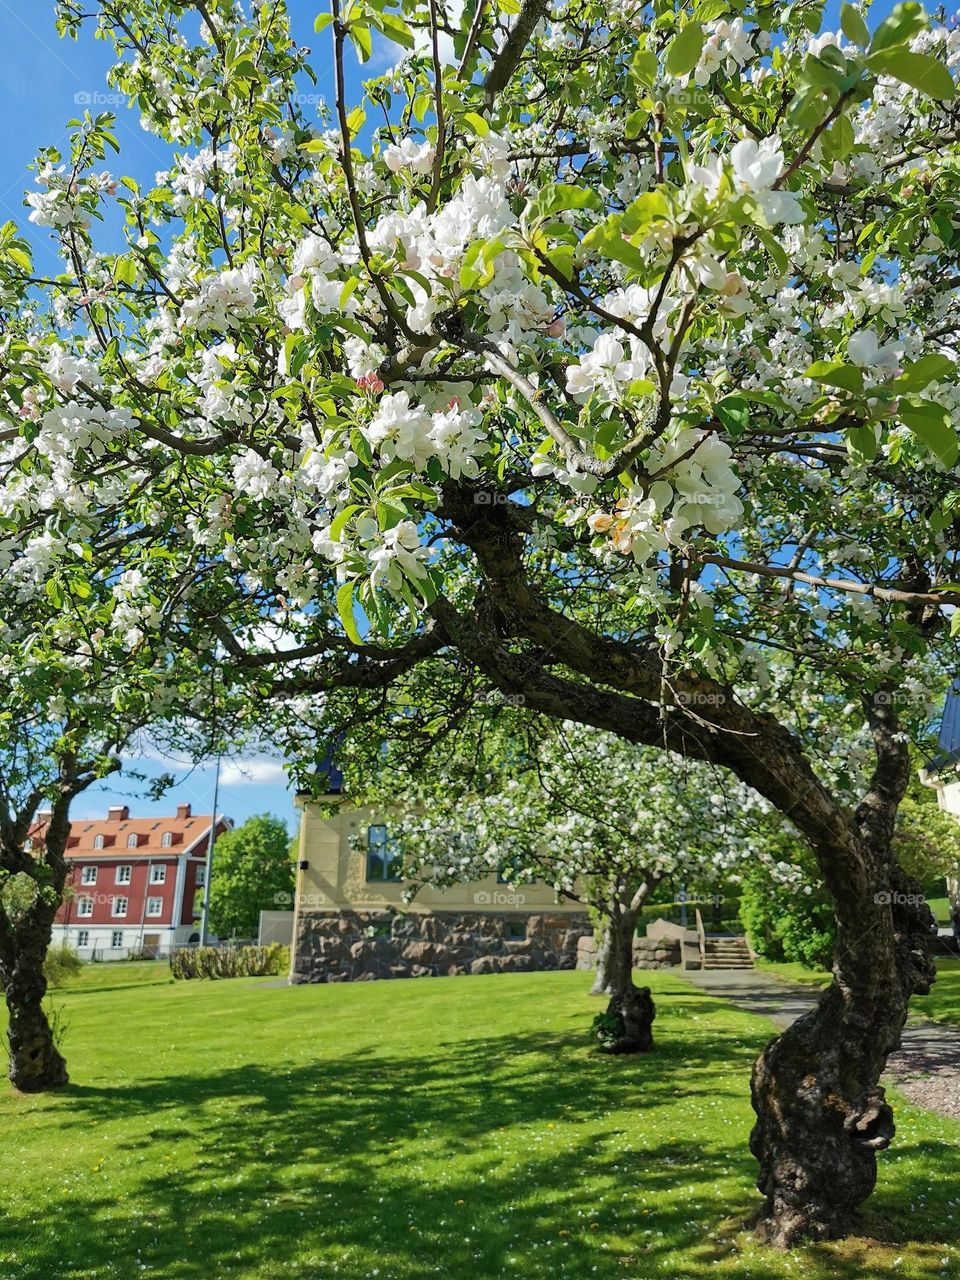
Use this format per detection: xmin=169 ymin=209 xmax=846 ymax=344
xmin=81 ymin=866 xmax=98 ymax=886
xmin=150 ymin=864 xmax=167 ymax=885
xmin=111 ymin=930 xmax=124 ymax=949
xmin=77 ymin=897 xmax=93 ymax=918
xmin=127 ymin=833 xmax=138 ymax=848
xmin=115 ymin=865 xmax=132 ymax=885
xmin=146 ymin=897 xmax=163 ymax=918
xmin=77 ymin=930 xmax=89 ymax=948
xmin=161 ymin=832 xmax=173 ymax=848
xmin=112 ymin=896 xmax=128 ymax=919
xmin=195 ymin=864 xmax=206 ymax=887
xmin=93 ymin=834 xmax=104 ymax=850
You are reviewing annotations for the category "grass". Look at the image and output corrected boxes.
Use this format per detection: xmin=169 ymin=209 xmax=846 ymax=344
xmin=47 ymin=959 xmax=174 ymax=995
xmin=754 ymin=959 xmax=831 ymax=988
xmin=3 ymin=970 xmax=960 ymax=1280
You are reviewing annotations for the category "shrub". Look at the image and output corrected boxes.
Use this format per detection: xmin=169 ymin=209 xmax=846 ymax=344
xmin=43 ymin=945 xmax=83 ymax=988
xmin=169 ymin=943 xmax=287 ymax=981
xmin=738 ymin=856 xmax=835 ymax=971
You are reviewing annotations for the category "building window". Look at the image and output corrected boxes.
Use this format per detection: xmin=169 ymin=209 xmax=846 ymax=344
xmin=161 ymin=832 xmax=173 ymax=848
xmin=93 ymin=834 xmax=104 ymax=850
xmin=366 ymin=825 xmax=402 ymax=882
xmin=150 ymin=864 xmax=167 ymax=885
xmin=81 ymin=866 xmax=98 ymax=886
xmin=77 ymin=897 xmax=93 ymax=918
xmin=195 ymin=865 xmax=206 ymax=887
xmin=116 ymin=865 xmax=132 ymax=885
xmin=146 ymin=897 xmax=163 ymax=918
xmin=77 ymin=930 xmax=89 ymax=949
xmin=111 ymin=931 xmax=124 ymax=949
xmin=127 ymin=833 xmax=138 ymax=848
xmin=112 ymin=897 xmax=128 ymax=918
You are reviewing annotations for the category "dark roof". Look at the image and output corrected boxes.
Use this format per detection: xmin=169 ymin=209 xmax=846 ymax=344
xmin=316 ymin=749 xmax=343 ymax=795
xmin=928 ymin=682 xmax=960 ymax=775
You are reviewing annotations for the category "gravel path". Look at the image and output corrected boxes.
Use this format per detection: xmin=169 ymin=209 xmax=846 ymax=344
xmin=681 ymin=968 xmax=960 ymax=1119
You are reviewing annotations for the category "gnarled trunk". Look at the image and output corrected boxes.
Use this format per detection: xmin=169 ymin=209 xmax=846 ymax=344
xmin=749 ymin=862 xmax=935 ymax=1244
xmin=593 ymin=908 xmax=655 ymax=1054
xmin=0 ymin=798 xmax=73 ymax=1093
xmin=1 ymin=911 xmax=67 ymax=1093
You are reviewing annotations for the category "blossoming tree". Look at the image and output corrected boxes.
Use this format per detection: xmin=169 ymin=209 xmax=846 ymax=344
xmin=10 ymin=0 xmax=960 ymax=1243
xmin=334 ymin=710 xmax=769 ymax=1052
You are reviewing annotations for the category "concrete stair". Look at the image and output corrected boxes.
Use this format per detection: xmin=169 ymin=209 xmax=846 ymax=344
xmin=702 ymin=935 xmax=753 ymax=970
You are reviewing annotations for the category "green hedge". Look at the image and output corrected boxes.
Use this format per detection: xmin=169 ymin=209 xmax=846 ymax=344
xmin=170 ymin=943 xmax=288 ymax=981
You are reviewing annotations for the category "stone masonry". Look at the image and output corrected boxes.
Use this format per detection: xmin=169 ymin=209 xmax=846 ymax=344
xmin=292 ymin=909 xmax=592 ymax=983
xmin=575 ymin=934 xmax=681 ymax=971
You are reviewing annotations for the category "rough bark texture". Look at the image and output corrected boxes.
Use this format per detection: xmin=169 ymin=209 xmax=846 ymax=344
xmin=1 ymin=911 xmax=67 ymax=1092
xmin=748 ymin=709 xmax=937 ymax=1246
xmin=594 ymin=909 xmax=655 ymax=1054
xmin=0 ymin=796 xmax=72 ymax=1093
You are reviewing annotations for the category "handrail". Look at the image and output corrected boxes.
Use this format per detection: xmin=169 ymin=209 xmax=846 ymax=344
xmin=695 ymin=908 xmax=706 ymax=969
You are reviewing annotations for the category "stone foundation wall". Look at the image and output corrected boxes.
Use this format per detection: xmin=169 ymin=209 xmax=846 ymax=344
xmin=292 ymin=909 xmax=593 ymax=983
xmin=575 ymin=934 xmax=681 ymax=971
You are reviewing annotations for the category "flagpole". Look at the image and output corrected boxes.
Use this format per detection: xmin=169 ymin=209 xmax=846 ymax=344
xmin=199 ymin=753 xmax=222 ymax=945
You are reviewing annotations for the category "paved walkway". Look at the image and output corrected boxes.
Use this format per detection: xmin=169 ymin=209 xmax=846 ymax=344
xmin=682 ymin=968 xmax=960 ymax=1120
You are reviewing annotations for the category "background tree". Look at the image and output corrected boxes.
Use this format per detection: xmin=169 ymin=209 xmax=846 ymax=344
xmin=207 ymin=814 xmax=294 ymax=940
xmin=338 ymin=711 xmax=769 ymax=1053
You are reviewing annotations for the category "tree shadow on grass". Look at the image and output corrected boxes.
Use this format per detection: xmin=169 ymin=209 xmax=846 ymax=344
xmin=3 ymin=1017 xmax=960 ymax=1280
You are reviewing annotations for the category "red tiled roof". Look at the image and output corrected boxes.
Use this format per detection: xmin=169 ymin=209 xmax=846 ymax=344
xmin=29 ymin=809 xmax=231 ymax=858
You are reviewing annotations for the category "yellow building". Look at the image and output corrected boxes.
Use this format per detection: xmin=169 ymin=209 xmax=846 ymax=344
xmin=290 ymin=785 xmax=590 ymax=984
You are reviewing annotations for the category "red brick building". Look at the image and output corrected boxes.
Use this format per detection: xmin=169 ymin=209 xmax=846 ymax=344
xmin=42 ymin=804 xmax=233 ymax=959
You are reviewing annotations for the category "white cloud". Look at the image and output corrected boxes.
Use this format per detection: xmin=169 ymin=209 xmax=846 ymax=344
xmin=219 ymin=758 xmax=288 ymax=787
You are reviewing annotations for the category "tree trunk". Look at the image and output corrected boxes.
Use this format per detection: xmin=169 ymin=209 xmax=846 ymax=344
xmin=0 ymin=797 xmax=73 ymax=1093
xmin=2 ymin=911 xmax=67 ymax=1092
xmin=594 ymin=909 xmax=655 ymax=1054
xmin=749 ymin=863 xmax=935 ymax=1245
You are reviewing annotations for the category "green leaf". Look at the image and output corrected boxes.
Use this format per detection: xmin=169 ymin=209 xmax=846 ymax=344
xmin=869 ymin=2 xmax=926 ymax=53
xmin=806 ymin=360 xmax=865 ymax=394
xmin=314 ymin=13 xmax=334 ymax=33
xmin=113 ymin=256 xmax=137 ymax=286
xmin=348 ymin=22 xmax=372 ymax=62
xmin=893 ymin=354 xmax=956 ymax=393
xmin=528 ymin=184 xmax=603 ymax=221
xmin=345 ymin=106 xmax=366 ymax=136
xmin=7 ymin=247 xmax=31 ymax=271
xmin=377 ymin=13 xmax=415 ymax=49
xmin=462 ymin=111 xmax=489 ymax=138
xmin=867 ymin=49 xmax=956 ymax=100
xmin=714 ymin=395 xmax=750 ymax=437
xmin=846 ymin=424 xmax=878 ymax=463
xmin=665 ymin=23 xmax=704 ymax=77
xmin=840 ymin=3 xmax=870 ymax=46
xmin=337 ymin=581 xmax=364 ymax=646
xmin=630 ymin=49 xmax=658 ymax=86
xmin=624 ymin=109 xmax=647 ymax=140
xmin=899 ymin=398 xmax=958 ymax=466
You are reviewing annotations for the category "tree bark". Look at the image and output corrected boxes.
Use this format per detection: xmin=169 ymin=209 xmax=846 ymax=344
xmin=0 ymin=797 xmax=73 ymax=1092
xmin=1 ymin=905 xmax=67 ymax=1092
xmin=594 ymin=907 xmax=655 ymax=1054
xmin=748 ymin=707 xmax=936 ymax=1246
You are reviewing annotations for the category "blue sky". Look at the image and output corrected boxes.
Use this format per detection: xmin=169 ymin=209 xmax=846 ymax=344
xmin=0 ymin=0 xmax=896 ymax=828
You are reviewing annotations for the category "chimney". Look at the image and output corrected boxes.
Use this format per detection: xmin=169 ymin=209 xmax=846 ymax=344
xmin=107 ymin=806 xmax=130 ymax=821
xmin=176 ymin=804 xmax=192 ymax=820
xmin=37 ymin=808 xmax=52 ymax=820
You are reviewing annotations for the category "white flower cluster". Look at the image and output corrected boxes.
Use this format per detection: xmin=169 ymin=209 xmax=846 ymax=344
xmin=362 ymin=391 xmax=486 ymax=479
xmin=180 ymin=262 xmax=259 ymax=331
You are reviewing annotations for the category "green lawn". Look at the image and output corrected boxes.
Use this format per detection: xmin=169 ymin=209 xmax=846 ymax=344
xmin=47 ymin=959 xmax=174 ymax=995
xmin=3 ymin=970 xmax=960 ymax=1280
